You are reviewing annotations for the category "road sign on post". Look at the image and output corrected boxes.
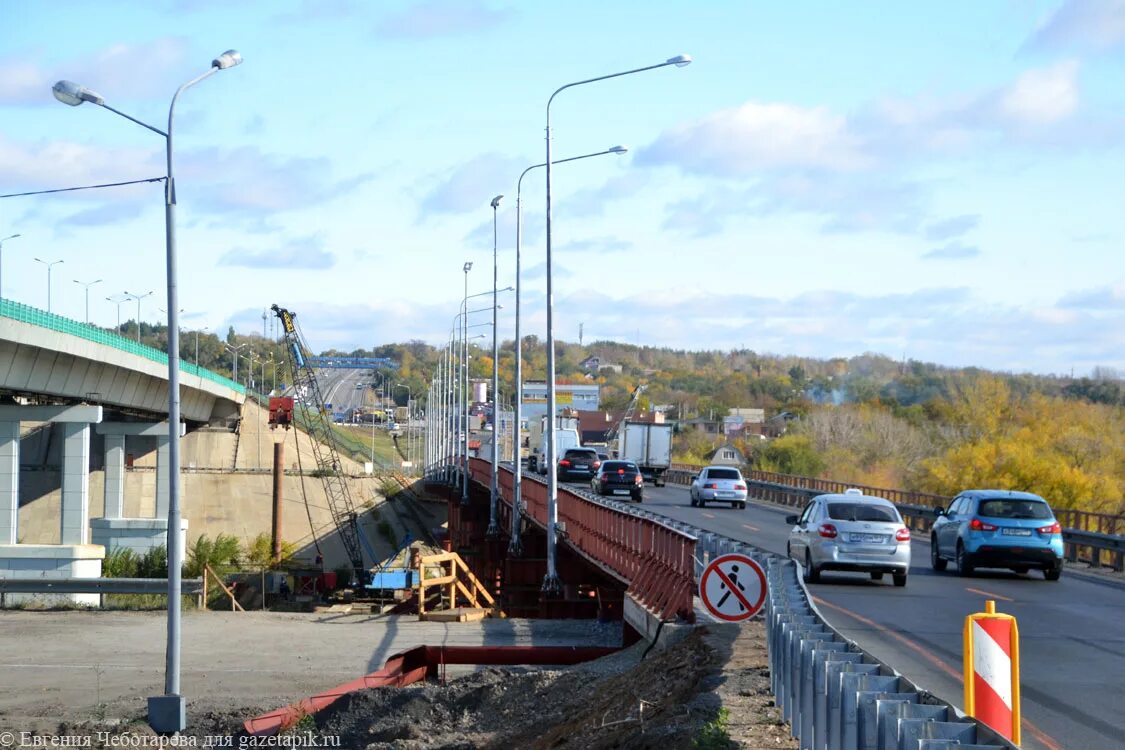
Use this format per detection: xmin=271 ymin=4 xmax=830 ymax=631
xmin=963 ymin=599 xmax=1021 ymax=746
xmin=699 ymin=553 xmax=766 ymax=622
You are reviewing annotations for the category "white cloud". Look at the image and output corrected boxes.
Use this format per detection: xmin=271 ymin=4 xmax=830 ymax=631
xmin=922 ymin=242 xmax=980 ymax=261
xmin=375 ymin=0 xmax=513 ymax=39
xmin=419 ymin=153 xmax=524 ymax=217
xmin=1026 ymin=0 xmax=1125 ymax=53
xmin=641 ymin=101 xmax=868 ymax=176
xmin=217 ymin=233 xmax=335 ymax=270
xmin=998 ymin=60 xmax=1080 ymax=126
xmin=0 ymin=38 xmax=189 ymax=105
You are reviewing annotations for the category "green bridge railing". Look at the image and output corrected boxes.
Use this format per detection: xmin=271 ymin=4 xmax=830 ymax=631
xmin=0 ymin=297 xmax=245 ymax=395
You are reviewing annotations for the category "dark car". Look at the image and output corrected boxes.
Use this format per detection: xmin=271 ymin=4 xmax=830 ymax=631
xmin=930 ymin=490 xmax=1063 ymax=580
xmin=591 ymin=460 xmax=644 ymax=501
xmin=557 ymin=447 xmax=601 ymax=482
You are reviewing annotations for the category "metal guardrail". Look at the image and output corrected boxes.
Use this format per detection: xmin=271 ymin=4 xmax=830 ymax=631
xmin=0 ymin=577 xmax=204 ymax=594
xmin=1 ymin=297 xmax=245 ymax=395
xmin=766 ymin=557 xmax=1014 ymax=749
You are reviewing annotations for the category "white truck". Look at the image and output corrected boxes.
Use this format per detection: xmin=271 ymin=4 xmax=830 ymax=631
xmin=618 ymin=421 xmax=673 ymax=486
xmin=527 ymin=412 xmax=580 ymax=474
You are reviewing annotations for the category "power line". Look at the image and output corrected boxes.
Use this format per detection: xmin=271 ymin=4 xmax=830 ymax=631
xmin=0 ymin=176 xmax=165 ymax=199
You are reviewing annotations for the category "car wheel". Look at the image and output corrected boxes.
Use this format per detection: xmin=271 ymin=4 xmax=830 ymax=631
xmin=633 ymin=494 xmax=643 ymax=503
xmin=803 ymin=550 xmax=820 ymax=584
xmin=893 ymin=572 xmax=907 ymax=587
xmin=956 ymin=542 xmax=974 ymax=577
xmin=699 ymin=499 xmax=707 ymax=508
xmin=930 ymin=536 xmax=947 ymax=571
xmin=1044 ymin=565 xmax=1062 ymax=581
xmin=739 ymin=501 xmax=747 ymax=509
xmin=786 ymin=542 xmax=792 ymax=560
xmin=689 ymin=494 xmax=698 ymax=507
xmin=870 ymin=572 xmax=884 ymax=581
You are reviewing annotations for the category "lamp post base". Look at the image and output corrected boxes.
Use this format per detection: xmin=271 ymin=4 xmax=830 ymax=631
xmin=485 ymin=521 xmax=501 ymax=538
xmin=147 ymin=694 xmax=186 ymax=733
xmin=507 ymin=538 xmax=524 ymax=558
xmin=541 ymin=573 xmax=562 ymax=597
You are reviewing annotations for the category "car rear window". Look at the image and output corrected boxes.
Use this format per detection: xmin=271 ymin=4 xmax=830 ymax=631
xmin=978 ymin=499 xmax=1052 ymax=520
xmin=825 ymin=503 xmax=900 ymax=523
xmin=707 ymin=469 xmax=741 ymax=480
xmin=601 ymin=461 xmax=635 ymax=472
xmin=564 ymin=449 xmax=598 ymax=459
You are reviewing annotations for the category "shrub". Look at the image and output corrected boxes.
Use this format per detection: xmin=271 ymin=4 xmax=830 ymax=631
xmin=243 ymin=532 xmax=298 ymax=571
xmin=695 ymin=707 xmax=732 ymax=749
xmin=184 ymin=533 xmax=242 ymax=578
xmin=137 ymin=545 xmax=168 ymax=578
xmin=102 ymin=547 xmax=139 ymax=578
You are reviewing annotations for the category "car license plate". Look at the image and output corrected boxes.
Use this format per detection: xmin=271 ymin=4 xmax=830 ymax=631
xmin=1002 ymin=528 xmax=1032 ymax=536
xmin=613 ymin=489 xmax=629 ymax=495
xmin=849 ymin=533 xmax=885 ymax=544
xmin=717 ymin=491 xmax=734 ymax=498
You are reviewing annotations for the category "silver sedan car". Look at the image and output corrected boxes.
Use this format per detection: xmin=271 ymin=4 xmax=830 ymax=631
xmin=689 ymin=466 xmax=748 ymax=509
xmin=786 ymin=490 xmax=912 ymax=587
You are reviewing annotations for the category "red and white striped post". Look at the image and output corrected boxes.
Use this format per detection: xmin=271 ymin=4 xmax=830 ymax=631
xmin=964 ymin=599 xmax=1021 ymax=745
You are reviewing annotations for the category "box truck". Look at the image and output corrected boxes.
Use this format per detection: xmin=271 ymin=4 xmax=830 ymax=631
xmin=619 ymin=421 xmax=673 ymax=486
xmin=527 ymin=411 xmax=580 ymax=473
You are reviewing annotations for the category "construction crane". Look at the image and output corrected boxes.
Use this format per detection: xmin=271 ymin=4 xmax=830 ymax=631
xmin=605 ymin=384 xmax=647 ymax=458
xmin=271 ymin=304 xmax=367 ymax=583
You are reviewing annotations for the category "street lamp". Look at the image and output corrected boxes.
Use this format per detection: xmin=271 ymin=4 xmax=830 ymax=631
xmin=508 ymin=145 xmax=626 ymax=557
xmin=541 ymin=54 xmax=691 ymax=595
xmin=106 ymin=294 xmax=127 ymax=333
xmin=54 ymin=49 xmax=243 ymax=732
xmin=194 ymin=326 xmax=209 ymax=365
xmin=460 ymin=262 xmax=472 ymax=504
xmin=33 ymin=258 xmax=64 ymax=313
xmin=123 ymin=290 xmax=154 ymax=343
xmin=487 ymin=194 xmax=503 ymax=536
xmin=73 ymin=278 xmax=103 ymax=324
xmin=394 ymin=383 xmax=412 ymax=471
xmin=0 ymin=233 xmax=20 ymax=299
xmin=224 ymin=342 xmax=247 ymax=382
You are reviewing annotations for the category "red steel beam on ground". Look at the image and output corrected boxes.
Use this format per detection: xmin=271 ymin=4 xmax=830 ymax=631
xmin=243 ymin=644 xmax=619 ymax=736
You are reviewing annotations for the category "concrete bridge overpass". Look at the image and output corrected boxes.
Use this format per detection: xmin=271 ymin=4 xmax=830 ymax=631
xmin=0 ymin=298 xmax=246 ymax=603
xmin=1 ymin=298 xmax=243 ymax=423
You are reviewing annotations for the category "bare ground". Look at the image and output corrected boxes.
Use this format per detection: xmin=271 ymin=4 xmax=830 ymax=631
xmin=4 ymin=613 xmax=794 ymax=749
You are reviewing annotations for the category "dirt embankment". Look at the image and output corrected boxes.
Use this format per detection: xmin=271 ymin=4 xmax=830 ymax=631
xmin=14 ymin=620 xmax=795 ymax=749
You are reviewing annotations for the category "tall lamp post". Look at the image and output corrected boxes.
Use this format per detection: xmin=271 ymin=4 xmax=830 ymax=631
xmin=194 ymin=326 xmax=209 ymax=365
xmin=33 ymin=258 xmax=64 ymax=313
xmin=224 ymin=342 xmax=247 ymax=383
xmin=394 ymin=383 xmax=411 ymax=470
xmin=508 ymin=145 xmax=626 ymax=557
xmin=106 ymin=294 xmax=127 ymax=333
xmin=53 ymin=49 xmax=243 ymax=733
xmin=73 ymin=277 xmax=102 ymax=324
xmin=123 ymin=290 xmax=154 ymax=343
xmin=540 ymin=54 xmax=691 ymax=595
xmin=487 ymin=194 xmax=503 ymax=536
xmin=0 ymin=233 xmax=20 ymax=299
xmin=460 ymin=262 xmax=472 ymax=503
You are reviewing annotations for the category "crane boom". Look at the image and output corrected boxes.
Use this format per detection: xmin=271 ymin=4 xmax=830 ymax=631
xmin=606 ymin=384 xmax=646 ymax=458
xmin=272 ymin=304 xmax=367 ymax=582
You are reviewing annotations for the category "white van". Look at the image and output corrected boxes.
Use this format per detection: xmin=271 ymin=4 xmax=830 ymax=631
xmin=535 ymin=428 xmax=581 ymax=475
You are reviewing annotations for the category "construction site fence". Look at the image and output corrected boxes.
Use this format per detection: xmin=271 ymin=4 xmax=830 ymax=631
xmin=766 ymin=556 xmax=1016 ymax=750
xmin=471 ymin=457 xmax=696 ymax=622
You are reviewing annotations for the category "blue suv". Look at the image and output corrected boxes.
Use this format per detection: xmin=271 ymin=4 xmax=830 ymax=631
xmin=930 ymin=490 xmax=1063 ymax=580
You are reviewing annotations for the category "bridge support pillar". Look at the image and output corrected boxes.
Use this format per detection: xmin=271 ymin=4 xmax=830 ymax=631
xmin=60 ymin=422 xmax=91 ymax=545
xmin=93 ymin=422 xmax=187 ymax=554
xmin=155 ymin=434 xmax=172 ymax=519
xmin=103 ymin=434 xmax=126 ymax=519
xmin=0 ymin=421 xmax=18 ymax=545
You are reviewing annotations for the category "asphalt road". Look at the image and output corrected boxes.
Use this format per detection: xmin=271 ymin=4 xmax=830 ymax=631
xmin=317 ymin=368 xmax=373 ymax=414
xmin=592 ymin=480 xmax=1125 ymax=750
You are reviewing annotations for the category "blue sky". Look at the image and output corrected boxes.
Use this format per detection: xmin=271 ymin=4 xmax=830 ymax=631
xmin=1 ymin=0 xmax=1122 ymax=376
